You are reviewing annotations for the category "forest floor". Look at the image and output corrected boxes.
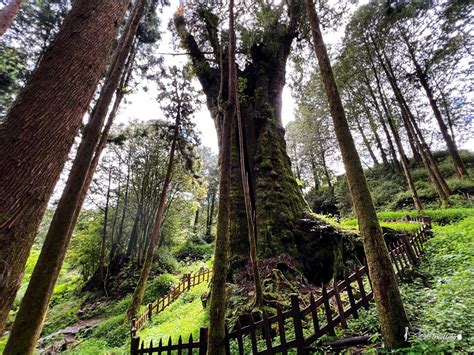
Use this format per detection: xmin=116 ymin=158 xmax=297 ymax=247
xmin=0 ymin=207 xmax=472 ymax=354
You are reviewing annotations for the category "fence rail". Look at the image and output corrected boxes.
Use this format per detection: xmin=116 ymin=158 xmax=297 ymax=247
xmin=131 ymin=217 xmax=432 ymax=354
xmin=131 ymin=268 xmax=212 ymax=337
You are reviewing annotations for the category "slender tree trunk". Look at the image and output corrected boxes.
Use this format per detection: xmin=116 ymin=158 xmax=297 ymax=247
xmin=401 ymin=107 xmax=449 ymax=206
xmin=363 ymin=74 xmax=400 ymax=173
xmin=206 ymin=193 xmax=216 ymax=237
xmin=99 ymin=169 xmax=112 ymax=282
xmin=0 ymin=0 xmax=25 ymax=37
xmin=371 ymin=36 xmax=449 ymax=206
xmin=364 ymin=38 xmax=422 ymax=164
xmin=207 ymin=1 xmax=235 ymax=353
xmin=407 ymin=110 xmax=451 ymax=197
xmin=402 ymin=35 xmax=468 ymax=178
xmin=320 ymin=149 xmax=333 ymax=190
xmin=363 ymin=102 xmax=389 ymax=167
xmin=354 ymin=114 xmax=379 ymax=165
xmin=305 ymin=1 xmax=409 ymax=349
xmin=127 ymin=110 xmax=181 ymax=320
xmin=385 ymin=106 xmax=423 ymax=211
xmin=310 ymin=153 xmax=320 ymax=191
xmin=113 ymin=158 xmax=131 ymax=259
xmin=126 ymin=204 xmax=142 ymax=258
xmin=0 ymin=0 xmax=129 ymax=336
xmin=193 ymin=208 xmax=200 ymax=234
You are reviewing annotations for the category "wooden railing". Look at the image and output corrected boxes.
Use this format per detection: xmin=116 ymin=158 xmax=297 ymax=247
xmin=131 ymin=268 xmax=212 ymax=337
xmin=131 ymin=217 xmax=432 ymax=354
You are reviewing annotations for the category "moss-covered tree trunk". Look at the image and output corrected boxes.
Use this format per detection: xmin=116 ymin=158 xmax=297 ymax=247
xmin=305 ymin=0 xmax=410 ymax=349
xmin=174 ymin=4 xmax=341 ymax=284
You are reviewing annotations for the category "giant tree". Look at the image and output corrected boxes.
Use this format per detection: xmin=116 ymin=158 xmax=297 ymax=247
xmin=174 ymin=0 xmax=342 ymax=284
xmin=0 ymin=0 xmax=129 ymax=335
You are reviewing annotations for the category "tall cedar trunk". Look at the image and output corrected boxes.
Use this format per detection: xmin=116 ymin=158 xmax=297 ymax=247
xmin=3 ymin=3 xmax=141 ymax=350
xmin=385 ymin=106 xmax=423 ymax=211
xmin=363 ymin=102 xmax=389 ymax=166
xmin=364 ymin=39 xmax=422 ymax=164
xmin=321 ymin=149 xmax=333 ymax=190
xmin=402 ymin=34 xmax=468 ymax=178
xmin=205 ymin=193 xmax=215 ymax=237
xmin=0 ymin=0 xmax=129 ymax=335
xmin=193 ymin=208 xmax=200 ymax=233
xmin=127 ymin=111 xmax=180 ymax=321
xmin=378 ymin=46 xmax=451 ymax=199
xmin=401 ymin=107 xmax=449 ymax=205
xmin=207 ymin=1 xmax=235 ymax=352
xmin=127 ymin=204 xmax=142 ymax=257
xmin=371 ymin=38 xmax=449 ymax=205
xmin=0 ymin=0 xmax=25 ymax=37
xmin=113 ymin=158 xmax=131 ymax=259
xmin=305 ymin=0 xmax=410 ymax=349
xmin=354 ymin=114 xmax=379 ymax=165
xmin=363 ymin=73 xmax=400 ymax=173
xmin=99 ymin=169 xmax=112 ymax=282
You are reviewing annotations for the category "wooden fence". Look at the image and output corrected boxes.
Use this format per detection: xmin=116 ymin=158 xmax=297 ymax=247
xmin=131 ymin=217 xmax=432 ymax=354
xmin=131 ymin=268 xmax=212 ymax=337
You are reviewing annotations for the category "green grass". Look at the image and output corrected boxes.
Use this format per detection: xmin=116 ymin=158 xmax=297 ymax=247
xmin=331 ymin=211 xmax=474 ymax=353
xmin=340 ymin=219 xmax=421 ymax=233
xmin=139 ymin=281 xmax=209 ymax=344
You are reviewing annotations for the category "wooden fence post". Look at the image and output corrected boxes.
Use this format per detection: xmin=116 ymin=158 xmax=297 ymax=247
xmin=422 ymin=216 xmax=432 ymax=229
xmin=333 ymin=281 xmax=347 ymax=328
xmin=131 ymin=318 xmax=137 ymax=338
xmin=130 ymin=335 xmax=140 ymax=354
xmin=290 ymin=293 xmax=306 ymax=354
xmin=322 ymin=285 xmax=336 ymax=336
xmin=400 ymin=234 xmax=419 ymax=266
xmin=199 ymin=327 xmax=208 ymax=355
xmin=148 ymin=303 xmax=153 ymax=322
xmin=187 ymin=273 xmax=191 ymax=291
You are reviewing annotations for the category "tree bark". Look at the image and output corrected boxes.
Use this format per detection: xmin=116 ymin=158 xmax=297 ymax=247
xmin=207 ymin=1 xmax=236 ymax=352
xmin=0 ymin=0 xmax=129 ymax=336
xmin=363 ymin=102 xmax=390 ymax=167
xmin=0 ymin=0 xmax=25 ymax=37
xmin=385 ymin=106 xmax=423 ymax=211
xmin=363 ymin=73 xmax=400 ymax=173
xmin=354 ymin=114 xmax=379 ymax=165
xmin=305 ymin=0 xmax=410 ymax=349
xmin=371 ymin=36 xmax=450 ymax=206
xmin=127 ymin=108 xmax=181 ymax=321
xmin=402 ymin=34 xmax=468 ymax=178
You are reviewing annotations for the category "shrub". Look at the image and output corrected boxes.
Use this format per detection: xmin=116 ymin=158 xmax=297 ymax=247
xmin=143 ymin=274 xmax=176 ymax=305
xmin=174 ymin=237 xmax=213 ymax=262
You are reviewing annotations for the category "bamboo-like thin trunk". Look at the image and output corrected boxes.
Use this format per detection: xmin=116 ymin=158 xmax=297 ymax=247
xmin=305 ymin=1 xmax=409 ymax=349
